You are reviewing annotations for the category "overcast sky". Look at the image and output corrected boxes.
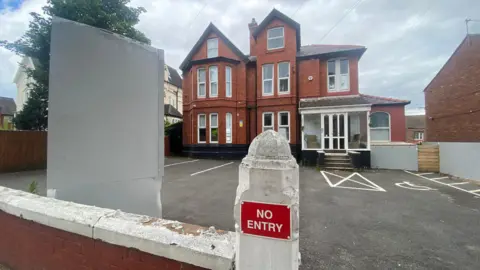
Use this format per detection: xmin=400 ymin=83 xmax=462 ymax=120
xmin=1 ymin=0 xmax=480 ymax=114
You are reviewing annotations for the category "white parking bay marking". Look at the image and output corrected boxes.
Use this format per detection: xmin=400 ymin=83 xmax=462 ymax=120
xmin=321 ymin=171 xmax=386 ymax=192
xmin=431 ymin=176 xmax=449 ymax=180
xmin=165 ymin=159 xmax=199 ymax=167
xmin=395 ymin=181 xmax=435 ymax=191
xmin=404 ymin=170 xmax=480 ymax=197
xmin=418 ymin=172 xmax=435 ymax=176
xmin=449 ymin=182 xmax=469 ymax=186
xmin=190 ymin=162 xmax=234 ymax=176
xmin=469 ymin=189 xmax=480 ymax=193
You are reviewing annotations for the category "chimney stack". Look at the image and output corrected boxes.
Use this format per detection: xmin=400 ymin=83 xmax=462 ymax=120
xmin=248 ymin=18 xmax=258 ymax=57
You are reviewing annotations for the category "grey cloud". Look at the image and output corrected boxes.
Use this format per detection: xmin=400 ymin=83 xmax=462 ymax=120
xmin=2 ymin=0 xmax=479 ymax=111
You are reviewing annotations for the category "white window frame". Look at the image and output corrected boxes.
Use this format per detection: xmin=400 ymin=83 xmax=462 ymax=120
xmin=207 ymin=38 xmax=218 ymax=58
xmin=370 ymin=112 xmax=391 ymax=142
xmin=197 ymin=68 xmax=206 ymax=98
xmin=209 ymin=66 xmax=218 ymax=97
xmin=209 ymin=113 xmax=219 ymax=143
xmin=414 ymin=131 xmax=424 ymax=140
xmin=262 ymin=64 xmax=274 ymax=96
xmin=262 ymin=112 xmax=274 ymax=132
xmin=327 ymin=58 xmax=350 ymax=92
xmin=197 ymin=114 xmax=206 ymax=143
xmin=278 ymin=111 xmax=290 ymax=142
xmin=226 ymin=66 xmax=232 ymax=98
xmin=267 ymin=27 xmax=284 ymax=50
xmin=278 ymin=62 xmax=290 ymax=94
xmin=226 ymin=113 xmax=232 ymax=143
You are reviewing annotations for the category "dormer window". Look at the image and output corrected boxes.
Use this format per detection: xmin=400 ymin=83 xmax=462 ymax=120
xmin=267 ymin=27 xmax=284 ymax=50
xmin=207 ymin=38 xmax=218 ymax=58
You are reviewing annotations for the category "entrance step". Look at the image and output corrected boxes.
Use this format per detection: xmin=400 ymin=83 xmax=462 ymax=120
xmin=322 ymin=166 xmax=354 ymax=171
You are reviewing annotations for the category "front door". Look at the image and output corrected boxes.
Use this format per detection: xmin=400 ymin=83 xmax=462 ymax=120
xmin=322 ymin=113 xmax=347 ymax=150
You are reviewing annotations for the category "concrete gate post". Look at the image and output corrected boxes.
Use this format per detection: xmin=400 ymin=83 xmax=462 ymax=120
xmin=234 ymin=130 xmax=300 ymax=270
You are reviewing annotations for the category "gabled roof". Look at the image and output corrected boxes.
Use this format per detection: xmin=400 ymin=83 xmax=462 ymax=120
xmin=179 ymin=23 xmax=247 ymax=71
xmin=252 ymin=8 xmax=301 ymax=51
xmin=164 ymin=104 xmax=182 ymax=118
xmin=299 ymin=94 xmax=410 ymax=108
xmin=0 ymin=97 xmax=16 ymax=115
xmin=406 ymin=115 xmax=425 ymax=129
xmin=297 ymin=44 xmax=367 ymax=59
xmin=165 ymin=65 xmax=182 ymax=88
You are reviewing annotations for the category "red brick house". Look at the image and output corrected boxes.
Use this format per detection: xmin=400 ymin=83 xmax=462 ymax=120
xmin=406 ymin=115 xmax=425 ymax=143
xmin=424 ymin=34 xmax=480 ymax=142
xmin=180 ymin=9 xmax=410 ymax=167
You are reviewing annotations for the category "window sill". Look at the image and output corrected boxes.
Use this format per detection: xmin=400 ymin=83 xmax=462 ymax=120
xmin=327 ymin=89 xmax=350 ymax=93
xmin=266 ymin=48 xmax=285 ymax=54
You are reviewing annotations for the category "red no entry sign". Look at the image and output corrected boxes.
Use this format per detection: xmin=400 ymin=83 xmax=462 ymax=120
xmin=240 ymin=201 xmax=291 ymax=240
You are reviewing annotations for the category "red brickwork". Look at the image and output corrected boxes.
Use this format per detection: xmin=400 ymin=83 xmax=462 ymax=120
xmin=424 ymin=35 xmax=480 ymax=142
xmin=406 ymin=128 xmax=425 ymax=143
xmin=0 ymin=211 xmax=205 ymax=270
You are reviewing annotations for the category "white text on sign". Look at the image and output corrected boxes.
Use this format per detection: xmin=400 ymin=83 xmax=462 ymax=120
xmin=246 ymin=210 xmax=283 ymax=232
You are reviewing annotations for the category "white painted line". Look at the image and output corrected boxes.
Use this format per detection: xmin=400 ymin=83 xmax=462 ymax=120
xmin=333 ymin=185 xmax=385 ymax=192
xmin=164 ymin=159 xmax=199 ymax=167
xmin=418 ymin=172 xmax=435 ymax=176
xmin=321 ymin=171 xmax=386 ymax=192
xmin=404 ymin=170 xmax=480 ymax=197
xmin=469 ymin=189 xmax=480 ymax=193
xmin=190 ymin=162 xmax=234 ymax=176
xmin=431 ymin=176 xmax=449 ymax=180
xmin=395 ymin=181 xmax=435 ymax=191
xmin=449 ymin=182 xmax=469 ymax=186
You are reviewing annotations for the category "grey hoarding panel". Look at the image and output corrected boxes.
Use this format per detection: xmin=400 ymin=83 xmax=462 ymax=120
xmin=47 ymin=17 xmax=164 ymax=217
xmin=371 ymin=145 xmax=418 ymax=171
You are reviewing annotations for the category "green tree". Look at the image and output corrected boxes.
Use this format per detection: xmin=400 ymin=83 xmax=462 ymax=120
xmin=1 ymin=0 xmax=150 ymax=130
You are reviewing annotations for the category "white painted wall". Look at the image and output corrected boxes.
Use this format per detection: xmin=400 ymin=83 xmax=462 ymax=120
xmin=371 ymin=144 xmax=418 ymax=171
xmin=47 ymin=17 xmax=164 ymax=217
xmin=13 ymin=57 xmax=35 ymax=112
xmin=439 ymin=142 xmax=480 ymax=182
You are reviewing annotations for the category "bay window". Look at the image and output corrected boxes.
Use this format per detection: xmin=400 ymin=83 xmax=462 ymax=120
xmin=262 ymin=112 xmax=274 ymax=132
xmin=262 ymin=64 xmax=274 ymax=96
xmin=197 ymin=68 xmax=206 ymax=98
xmin=209 ymin=66 xmax=218 ymax=97
xmin=278 ymin=62 xmax=290 ymax=94
xmin=210 ymin=113 xmax=218 ymax=143
xmin=226 ymin=66 xmax=232 ymax=97
xmin=370 ymin=112 xmax=390 ymax=142
xmin=278 ymin=111 xmax=290 ymax=142
xmin=327 ymin=59 xmax=349 ymax=92
xmin=226 ymin=113 xmax=232 ymax=143
xmin=198 ymin=114 xmax=206 ymax=143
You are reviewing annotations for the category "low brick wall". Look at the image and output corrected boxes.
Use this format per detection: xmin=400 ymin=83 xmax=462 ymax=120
xmin=0 ymin=187 xmax=234 ymax=270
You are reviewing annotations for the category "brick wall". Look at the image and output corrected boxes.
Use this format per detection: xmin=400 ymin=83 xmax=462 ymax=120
xmin=425 ymin=35 xmax=480 ymax=142
xmin=406 ymin=128 xmax=425 ymax=143
xmin=0 ymin=211 xmax=204 ymax=270
xmin=0 ymin=187 xmax=235 ymax=270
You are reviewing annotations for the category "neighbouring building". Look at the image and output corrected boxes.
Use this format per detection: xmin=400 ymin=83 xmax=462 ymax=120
xmin=0 ymin=97 xmax=16 ymax=130
xmin=13 ymin=57 xmax=183 ymax=122
xmin=164 ymin=65 xmax=183 ymax=123
xmin=180 ymin=9 xmax=410 ymax=167
xmin=13 ymin=56 xmax=38 ymax=113
xmin=424 ymin=34 xmax=480 ymax=142
xmin=406 ymin=115 xmax=425 ymax=143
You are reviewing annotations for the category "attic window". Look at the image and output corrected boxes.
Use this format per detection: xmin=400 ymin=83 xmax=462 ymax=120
xmin=207 ymin=38 xmax=218 ymax=58
xmin=267 ymin=27 xmax=284 ymax=50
